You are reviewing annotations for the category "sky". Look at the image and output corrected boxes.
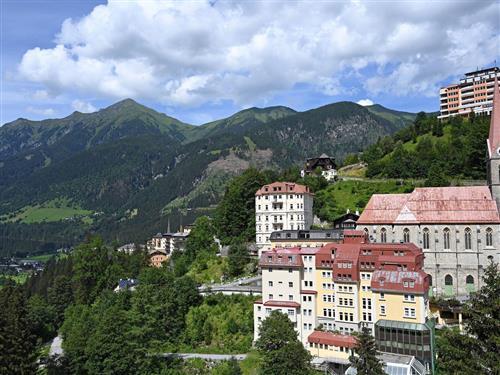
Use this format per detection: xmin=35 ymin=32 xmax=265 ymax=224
xmin=1 ymin=0 xmax=499 ymax=125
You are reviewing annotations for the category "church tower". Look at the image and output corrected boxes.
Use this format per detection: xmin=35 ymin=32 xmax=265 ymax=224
xmin=487 ymin=78 xmax=500 ymax=210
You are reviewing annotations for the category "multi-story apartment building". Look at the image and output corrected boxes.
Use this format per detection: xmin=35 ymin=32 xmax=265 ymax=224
xmin=255 ymin=182 xmax=314 ymax=253
xmin=438 ymin=67 xmax=499 ymax=119
xmin=254 ymin=231 xmax=435 ymax=374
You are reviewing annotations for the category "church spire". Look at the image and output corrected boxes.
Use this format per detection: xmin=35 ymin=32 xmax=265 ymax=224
xmin=487 ymin=77 xmax=500 ymax=158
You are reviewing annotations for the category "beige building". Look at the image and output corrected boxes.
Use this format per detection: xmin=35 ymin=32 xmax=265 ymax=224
xmin=255 ymin=182 xmax=314 ymax=253
xmin=439 ymin=67 xmax=499 ymax=119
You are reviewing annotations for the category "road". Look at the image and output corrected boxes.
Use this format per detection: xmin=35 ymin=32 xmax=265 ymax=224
xmin=49 ymin=335 xmax=63 ymax=356
xmin=162 ymin=353 xmax=247 ymax=361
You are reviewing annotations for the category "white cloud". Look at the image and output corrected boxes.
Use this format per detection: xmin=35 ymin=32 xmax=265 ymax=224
xmin=26 ymin=106 xmax=56 ymax=116
xmin=72 ymin=100 xmax=97 ymax=113
xmin=17 ymin=0 xmax=499 ymax=107
xmin=357 ymin=99 xmax=374 ymax=106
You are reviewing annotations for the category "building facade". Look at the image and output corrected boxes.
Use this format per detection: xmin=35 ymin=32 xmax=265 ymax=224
xmin=438 ymin=67 xmax=499 ymax=120
xmin=270 ymin=229 xmax=344 ymax=249
xmin=255 ymin=182 xmax=314 ymax=253
xmin=301 ymin=154 xmax=338 ymax=181
xmin=253 ymin=231 xmax=434 ymax=373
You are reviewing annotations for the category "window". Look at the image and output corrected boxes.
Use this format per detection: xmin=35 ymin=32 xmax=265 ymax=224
xmin=380 ymin=305 xmax=386 ymax=315
xmin=423 ymin=228 xmax=430 ymax=249
xmin=403 ymin=228 xmax=410 ymax=243
xmin=380 ymin=228 xmax=387 ymax=242
xmin=288 ymin=295 xmax=293 ymax=301
xmin=404 ymin=307 xmax=416 ymax=318
xmin=486 ymin=227 xmax=493 ymax=247
xmin=379 ymin=292 xmax=385 ymax=300
xmin=269 ymin=294 xmax=274 ymax=300
xmin=404 ymin=294 xmax=415 ymax=302
xmin=288 ymin=282 xmax=293 ymax=287
xmin=443 ymin=228 xmax=450 ymax=250
xmin=287 ymin=309 xmax=294 ymax=316
xmin=464 ymin=227 xmax=472 ymax=250
xmin=466 ymin=275 xmax=475 ymax=292
xmin=445 ymin=274 xmax=453 ymax=285
xmin=268 ymin=281 xmax=273 ymax=287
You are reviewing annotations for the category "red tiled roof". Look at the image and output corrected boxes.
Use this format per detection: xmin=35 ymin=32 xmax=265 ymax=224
xmin=254 ymin=299 xmax=263 ymax=304
xmin=255 ymin=181 xmax=312 ymax=196
xmin=371 ymin=269 xmax=429 ymax=294
xmin=300 ymin=290 xmax=317 ymax=294
xmin=488 ymin=78 xmax=500 ymax=157
xmin=259 ymin=249 xmax=303 ymax=267
xmin=358 ymin=186 xmax=500 ymax=224
xmin=308 ymin=331 xmax=357 ymax=348
xmin=263 ymin=300 xmax=300 ymax=308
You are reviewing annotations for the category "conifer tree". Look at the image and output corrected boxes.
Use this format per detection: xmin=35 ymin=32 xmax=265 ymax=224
xmin=463 ymin=260 xmax=500 ymax=374
xmin=0 ymin=283 xmax=38 ymax=374
xmin=348 ymin=326 xmax=385 ymax=375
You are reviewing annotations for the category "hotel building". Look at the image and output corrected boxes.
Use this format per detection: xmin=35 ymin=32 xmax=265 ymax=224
xmin=438 ymin=67 xmax=499 ymax=120
xmin=255 ymin=182 xmax=314 ymax=253
xmin=253 ymin=231 xmax=435 ymax=374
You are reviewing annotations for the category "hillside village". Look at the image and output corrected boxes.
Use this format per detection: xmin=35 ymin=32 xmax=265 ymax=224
xmin=1 ymin=68 xmax=499 ymax=375
xmin=119 ymin=70 xmax=500 ymax=374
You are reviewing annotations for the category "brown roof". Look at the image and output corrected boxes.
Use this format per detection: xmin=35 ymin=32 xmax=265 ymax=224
xmin=300 ymin=289 xmax=318 ymax=294
xmin=255 ymin=181 xmax=312 ymax=196
xmin=308 ymin=331 xmax=356 ymax=347
xmin=358 ymin=186 xmax=500 ymax=224
xmin=259 ymin=248 xmax=304 ymax=268
xmin=263 ymin=300 xmax=301 ymax=308
xmin=371 ymin=270 xmax=429 ymax=294
xmin=488 ymin=78 xmax=500 ymax=157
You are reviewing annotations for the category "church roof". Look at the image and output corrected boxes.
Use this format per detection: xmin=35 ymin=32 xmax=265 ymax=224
xmin=488 ymin=78 xmax=500 ymax=157
xmin=358 ymin=186 xmax=500 ymax=224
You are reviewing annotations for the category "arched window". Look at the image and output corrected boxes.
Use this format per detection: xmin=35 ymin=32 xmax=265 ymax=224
xmin=443 ymin=228 xmax=450 ymax=250
xmin=466 ymin=275 xmax=475 ymax=293
xmin=428 ymin=275 xmax=433 ymax=286
xmin=403 ymin=228 xmax=410 ymax=243
xmin=423 ymin=228 xmax=430 ymax=249
xmin=464 ymin=228 xmax=472 ymax=250
xmin=380 ymin=228 xmax=387 ymax=243
xmin=486 ymin=227 xmax=493 ymax=247
xmin=445 ymin=274 xmax=453 ymax=285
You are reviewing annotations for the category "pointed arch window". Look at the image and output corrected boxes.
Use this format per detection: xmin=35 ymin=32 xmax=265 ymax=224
xmin=403 ymin=228 xmax=410 ymax=243
xmin=380 ymin=228 xmax=387 ymax=243
xmin=423 ymin=228 xmax=430 ymax=249
xmin=443 ymin=228 xmax=450 ymax=250
xmin=464 ymin=228 xmax=472 ymax=250
xmin=486 ymin=227 xmax=493 ymax=247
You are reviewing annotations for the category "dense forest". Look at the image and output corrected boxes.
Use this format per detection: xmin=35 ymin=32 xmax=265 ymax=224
xmin=360 ymin=113 xmax=490 ymax=183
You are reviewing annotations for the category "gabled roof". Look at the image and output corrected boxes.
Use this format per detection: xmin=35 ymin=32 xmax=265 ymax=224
xmin=358 ymin=186 xmax=500 ymax=224
xmin=488 ymin=78 xmax=500 ymax=157
xmin=255 ymin=181 xmax=312 ymax=196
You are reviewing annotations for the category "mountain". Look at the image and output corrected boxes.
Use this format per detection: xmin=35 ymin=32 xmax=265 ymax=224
xmin=0 ymin=99 xmax=418 ymax=255
xmin=365 ymin=104 xmax=416 ymax=128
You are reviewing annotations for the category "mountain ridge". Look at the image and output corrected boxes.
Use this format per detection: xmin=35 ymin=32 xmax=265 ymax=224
xmin=0 ymin=98 xmax=419 ymax=255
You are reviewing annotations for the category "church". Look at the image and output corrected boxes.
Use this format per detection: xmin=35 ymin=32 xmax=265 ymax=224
xmin=357 ymin=80 xmax=500 ymax=297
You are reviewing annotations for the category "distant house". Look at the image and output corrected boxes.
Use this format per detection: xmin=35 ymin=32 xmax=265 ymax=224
xmin=117 ymin=243 xmax=136 ymax=254
xmin=149 ymin=250 xmax=168 ymax=268
xmin=332 ymin=210 xmax=360 ymax=230
xmin=146 ymin=228 xmax=191 ymax=255
xmin=301 ymin=154 xmax=337 ymax=181
xmin=114 ymin=278 xmax=139 ymax=292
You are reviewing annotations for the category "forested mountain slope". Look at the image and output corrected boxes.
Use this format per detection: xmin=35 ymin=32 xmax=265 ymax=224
xmin=0 ymin=99 xmax=416 ymax=255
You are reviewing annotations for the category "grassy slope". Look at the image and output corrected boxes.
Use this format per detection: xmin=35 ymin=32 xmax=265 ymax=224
xmin=316 ymin=179 xmax=417 ymax=221
xmin=0 ymin=198 xmax=93 ymax=224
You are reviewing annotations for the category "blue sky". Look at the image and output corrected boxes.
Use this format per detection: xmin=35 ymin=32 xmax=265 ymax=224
xmin=1 ymin=0 xmax=499 ymax=125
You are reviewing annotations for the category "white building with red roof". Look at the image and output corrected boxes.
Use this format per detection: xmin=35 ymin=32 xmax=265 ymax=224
xmin=255 ymin=181 xmax=314 ymax=253
xmin=357 ymin=80 xmax=500 ymax=297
